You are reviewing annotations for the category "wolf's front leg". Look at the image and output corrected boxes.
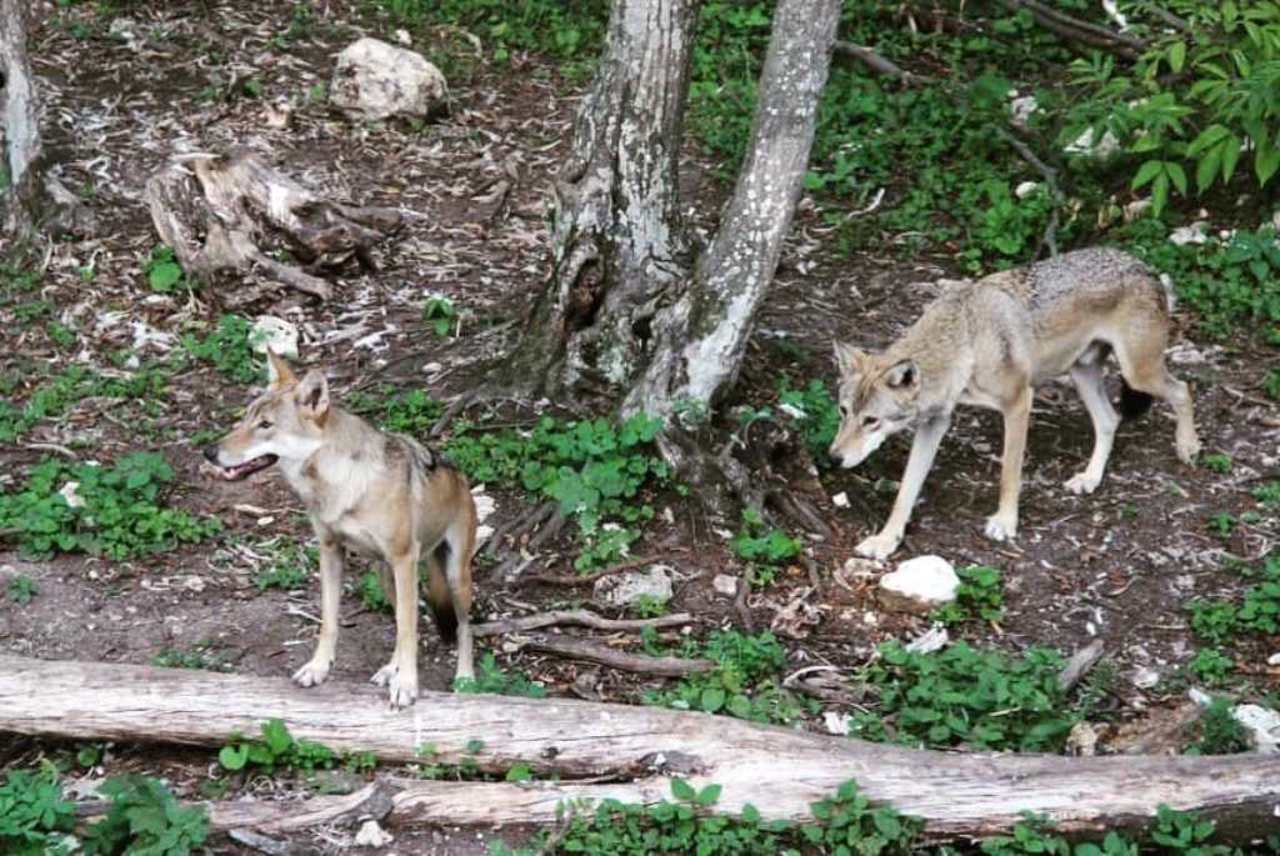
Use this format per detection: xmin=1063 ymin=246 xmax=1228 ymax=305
xmin=293 ymin=533 xmax=344 ymax=688
xmin=377 ymin=551 xmax=420 ymax=709
xmin=984 ymin=387 xmax=1030 ymax=542
xmin=856 ymin=415 xmax=949 ymax=560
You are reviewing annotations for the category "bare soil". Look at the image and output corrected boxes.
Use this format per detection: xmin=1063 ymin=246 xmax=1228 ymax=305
xmin=1 ymin=1 xmax=1278 ymax=853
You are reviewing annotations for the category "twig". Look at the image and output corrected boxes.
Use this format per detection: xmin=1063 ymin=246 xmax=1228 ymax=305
xmin=1058 ymin=639 xmax=1106 ymax=692
xmin=429 ymin=390 xmax=478 ymax=437
xmin=996 ymin=127 xmax=1063 ymax=257
xmin=833 ymin=41 xmax=935 ymax=85
xmin=227 ymin=829 xmax=295 ymax=856
xmin=997 ymin=0 xmax=1145 ymax=57
xmin=485 ymin=501 xmax=556 ymax=562
xmin=521 ymin=636 xmax=713 ymax=677
xmin=22 ymin=442 xmax=77 ymax=459
xmin=473 ymin=609 xmax=694 ymax=638
xmin=521 ymin=554 xmax=676 ymax=586
xmin=1145 ymin=6 xmax=1193 ymax=33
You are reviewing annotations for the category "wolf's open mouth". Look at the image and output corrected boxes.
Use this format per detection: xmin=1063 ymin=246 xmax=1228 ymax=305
xmin=218 ymin=454 xmax=279 ymax=481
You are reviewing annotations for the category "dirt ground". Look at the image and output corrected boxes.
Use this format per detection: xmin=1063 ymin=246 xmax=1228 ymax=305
xmin=2 ymin=1 xmax=1278 ymax=853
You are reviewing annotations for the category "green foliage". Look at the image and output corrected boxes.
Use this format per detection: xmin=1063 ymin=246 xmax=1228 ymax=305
xmin=81 ymin=775 xmax=208 ymax=856
xmin=1254 ymin=481 xmax=1280 ymax=507
xmin=444 ymin=413 xmax=669 ymax=571
xmin=347 ymin=386 xmax=443 ymax=436
xmin=454 ymin=651 xmax=547 ymax=698
xmin=377 ymin=0 xmax=607 ymax=64
xmin=218 ymin=718 xmax=335 ymax=774
xmin=6 ymin=574 xmax=37 ymax=605
xmin=0 ymin=453 xmax=221 ymax=560
xmin=182 ymin=314 xmax=263 ymax=384
xmin=800 ymin=779 xmax=920 ymax=855
xmin=850 ymin=641 xmax=1076 ymax=752
xmin=0 ymin=767 xmax=75 ymax=856
xmin=358 ymin=571 xmax=392 ymax=612
xmin=1187 ymin=696 xmax=1251 ymax=755
xmin=628 ymin=593 xmax=669 ymax=618
xmin=0 ymin=363 xmax=170 ymax=444
xmin=1187 ymin=647 xmax=1236 ymax=686
xmin=152 ymin=641 xmax=233 ymax=672
xmin=1201 ymin=452 xmax=1233 ymax=474
xmin=253 ymin=542 xmax=315 ymax=591
xmin=1186 ymin=555 xmax=1280 ymax=643
xmin=731 ymin=507 xmax=801 ymax=588
xmin=645 ymin=630 xmax=815 ymax=724
xmin=423 ymin=294 xmax=458 ymax=337
xmin=1066 ymin=1 xmax=1280 ymax=212
xmin=932 ymin=565 xmax=1005 ymax=627
xmin=144 ymin=245 xmax=186 ymax=293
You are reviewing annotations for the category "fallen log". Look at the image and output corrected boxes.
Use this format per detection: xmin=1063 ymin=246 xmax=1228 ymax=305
xmin=1 ymin=655 xmax=1278 ymax=841
xmin=144 ymin=148 xmax=402 ymax=301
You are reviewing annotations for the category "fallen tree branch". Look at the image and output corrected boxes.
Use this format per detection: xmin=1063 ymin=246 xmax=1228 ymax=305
xmin=521 ymin=636 xmax=713 ymax=677
xmin=996 ymin=0 xmax=1146 ymax=58
xmin=996 ymin=127 xmax=1063 ymax=256
xmin=1058 ymin=639 xmax=1106 ymax=692
xmin=521 ymin=554 xmax=676 ymax=586
xmin=473 ymin=609 xmax=694 ymax=637
xmin=833 ymin=41 xmax=935 ymax=85
xmin=3 ymin=655 xmax=1280 ymax=841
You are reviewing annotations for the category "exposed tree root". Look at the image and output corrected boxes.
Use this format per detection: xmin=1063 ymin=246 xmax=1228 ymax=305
xmin=472 ymin=609 xmax=694 ymax=637
xmin=144 ymin=148 xmax=402 ymax=301
xmin=521 ymin=636 xmax=713 ymax=677
xmin=834 ymin=41 xmax=934 ymax=86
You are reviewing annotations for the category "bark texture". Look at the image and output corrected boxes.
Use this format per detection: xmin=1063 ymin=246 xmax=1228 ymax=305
xmin=507 ymin=0 xmax=697 ymax=396
xmin=0 ymin=0 xmax=39 ymax=238
xmin=623 ymin=0 xmax=841 ymax=418
xmin=3 ymin=655 xmax=1280 ymax=842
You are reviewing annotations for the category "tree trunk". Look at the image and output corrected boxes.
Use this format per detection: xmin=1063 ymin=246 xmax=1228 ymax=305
xmin=3 ymin=655 xmax=1280 ymax=842
xmin=624 ymin=0 xmax=840 ymax=419
xmin=0 ymin=0 xmax=39 ymax=239
xmin=507 ymin=0 xmax=698 ymax=397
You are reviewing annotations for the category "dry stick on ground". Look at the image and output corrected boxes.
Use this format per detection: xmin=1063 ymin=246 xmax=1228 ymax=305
xmin=1057 ymin=639 xmax=1107 ymax=693
xmin=4 ymin=655 xmax=1280 ymax=841
xmin=996 ymin=126 xmax=1064 ymax=257
xmin=521 ymin=553 xmax=678 ymax=586
xmin=833 ymin=41 xmax=934 ymax=86
xmin=521 ymin=636 xmax=713 ymax=677
xmin=145 ymin=149 xmax=402 ymax=302
xmin=472 ymin=609 xmax=694 ymax=637
xmin=995 ymin=0 xmax=1145 ymax=58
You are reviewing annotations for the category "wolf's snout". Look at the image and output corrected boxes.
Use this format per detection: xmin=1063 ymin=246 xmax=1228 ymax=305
xmin=202 ymin=445 xmax=220 ymax=464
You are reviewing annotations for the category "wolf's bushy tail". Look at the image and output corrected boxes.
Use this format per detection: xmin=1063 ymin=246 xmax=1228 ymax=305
xmin=425 ymin=540 xmax=458 ymax=644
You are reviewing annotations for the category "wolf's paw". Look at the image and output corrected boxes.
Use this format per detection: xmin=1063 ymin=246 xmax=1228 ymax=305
xmin=387 ymin=670 xmax=418 ymax=710
xmin=369 ymin=662 xmax=396 ymax=688
xmin=1178 ymin=434 xmax=1202 ymax=465
xmin=983 ymin=514 xmax=1018 ymax=542
xmin=1064 ymin=471 xmax=1102 ymax=495
xmin=292 ymin=658 xmax=331 ymax=688
xmin=855 ymin=532 xmax=901 ymax=561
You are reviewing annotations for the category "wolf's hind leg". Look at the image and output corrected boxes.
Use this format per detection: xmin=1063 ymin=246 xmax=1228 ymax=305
xmin=1064 ymin=360 xmax=1119 ymax=495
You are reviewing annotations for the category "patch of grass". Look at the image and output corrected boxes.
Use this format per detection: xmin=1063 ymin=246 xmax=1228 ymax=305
xmin=931 ymin=565 xmax=1005 ymax=627
xmin=6 ymin=574 xmax=37 ymax=605
xmin=454 ymin=651 xmax=546 ymax=698
xmin=444 ymin=413 xmax=669 ymax=571
xmin=182 ymin=314 xmax=263 ymax=384
xmin=1255 ymin=481 xmax=1280 ymax=507
xmin=253 ymin=542 xmax=315 ymax=591
xmin=218 ymin=718 xmax=335 ymax=774
xmin=628 ymin=593 xmax=669 ymax=618
xmin=730 ymin=507 xmax=801 ymax=589
xmin=0 ymin=453 xmax=222 ymax=560
xmin=357 ymin=571 xmax=391 ymax=612
xmin=1201 ymin=452 xmax=1233 ymax=474
xmin=849 ymin=640 xmax=1075 ymax=752
xmin=152 ymin=641 xmax=233 ymax=673
xmin=347 ymin=386 xmax=443 ymax=437
xmin=0 ymin=363 xmax=171 ymax=444
xmin=1186 ymin=696 xmax=1251 ymax=756
xmin=1186 ymin=555 xmax=1280 ymax=644
xmin=644 ymin=630 xmax=816 ymax=725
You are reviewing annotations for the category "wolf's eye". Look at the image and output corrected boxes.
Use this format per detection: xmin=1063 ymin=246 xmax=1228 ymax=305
xmin=862 ymin=416 xmax=880 ymax=429
xmin=258 ymin=420 xmax=273 ymax=430
xmin=839 ymin=405 xmax=849 ymax=418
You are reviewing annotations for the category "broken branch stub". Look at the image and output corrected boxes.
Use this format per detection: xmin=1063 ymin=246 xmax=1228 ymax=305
xmin=144 ymin=149 xmax=402 ymax=301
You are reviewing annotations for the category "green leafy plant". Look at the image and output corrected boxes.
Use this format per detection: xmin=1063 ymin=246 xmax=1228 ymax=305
xmin=0 ymin=363 xmax=170 ymax=444
xmin=6 ymin=574 xmax=37 ymax=605
xmin=253 ymin=542 xmax=315 ymax=591
xmin=347 ymin=386 xmax=443 ymax=436
xmin=1187 ymin=696 xmax=1251 ymax=755
xmin=454 ymin=651 xmax=547 ymax=698
xmin=777 ymin=379 xmax=840 ymax=463
xmin=1201 ymin=452 xmax=1233 ymax=474
xmin=0 ymin=767 xmax=75 ymax=856
xmin=731 ymin=507 xmax=801 ymax=588
xmin=152 ymin=642 xmax=233 ymax=673
xmin=0 ymin=453 xmax=221 ymax=560
xmin=217 ymin=718 xmax=335 ymax=774
xmin=1187 ymin=647 xmax=1235 ymax=686
xmin=357 ymin=571 xmax=392 ymax=612
xmin=1186 ymin=555 xmax=1280 ymax=644
xmin=182 ymin=314 xmax=263 ymax=384
xmin=932 ymin=565 xmax=1005 ymax=627
xmin=144 ymin=245 xmax=185 ymax=293
xmin=81 ymin=775 xmax=208 ymax=856
xmin=423 ymin=294 xmax=458 ymax=337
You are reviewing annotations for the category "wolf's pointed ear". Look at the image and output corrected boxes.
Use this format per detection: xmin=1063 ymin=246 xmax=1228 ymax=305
xmin=885 ymin=359 xmax=920 ymax=391
xmin=296 ymin=370 xmax=330 ymax=423
xmin=266 ymin=349 xmax=297 ymax=389
xmin=833 ymin=342 xmax=866 ymax=376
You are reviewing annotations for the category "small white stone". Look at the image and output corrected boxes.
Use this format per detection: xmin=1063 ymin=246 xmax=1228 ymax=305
xmin=1188 ymin=687 xmax=1213 ymax=707
xmin=331 ymin=38 xmax=448 ymax=122
xmin=1169 ymin=221 xmax=1210 ymax=246
xmin=712 ymin=574 xmax=739 ymax=597
xmin=354 ymin=819 xmax=393 ymax=847
xmin=250 ymin=316 xmax=300 ymax=359
xmin=422 ymin=361 xmax=444 ymax=374
xmin=394 ymin=28 xmax=412 ymax=46
xmin=1267 ymin=652 xmax=1280 ymax=667
xmin=1123 ymin=199 xmax=1151 ymax=221
xmin=877 ymin=555 xmax=959 ymax=614
xmin=1232 ymin=704 xmax=1280 ymax=753
xmin=905 ymin=624 xmax=949 ymax=654
xmin=823 ymin=711 xmax=852 ymax=736
xmin=59 ymin=481 xmax=86 ymax=509
xmin=831 ymin=491 xmax=849 ymax=509
xmin=471 ymin=487 xmax=496 ymax=524
xmin=1130 ymin=665 xmax=1160 ymax=689
xmin=594 ymin=565 xmax=673 ymax=608
xmin=1014 ymin=181 xmax=1040 ymax=199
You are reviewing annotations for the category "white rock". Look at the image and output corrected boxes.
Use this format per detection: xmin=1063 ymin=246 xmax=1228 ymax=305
xmin=877 ymin=555 xmax=959 ymax=614
xmin=1123 ymin=198 xmax=1151 ymax=222
xmin=1169 ymin=221 xmax=1210 ymax=246
xmin=394 ymin=28 xmax=412 ymax=46
xmin=593 ymin=564 xmax=673 ymax=608
xmin=354 ymin=819 xmax=393 ymax=847
xmin=1268 ymin=652 xmax=1280 ymax=667
xmin=1065 ymin=720 xmax=1100 ymax=756
xmin=1232 ymin=704 xmax=1280 ymax=753
xmin=1008 ymin=94 xmax=1039 ymax=131
xmin=1130 ymin=665 xmax=1160 ymax=689
xmin=250 ymin=316 xmax=300 ymax=359
xmin=130 ymin=321 xmax=176 ymax=353
xmin=471 ymin=487 xmax=496 ymax=524
xmin=1014 ymin=181 xmax=1040 ymax=199
xmin=59 ymin=482 xmax=86 ymax=509
xmin=331 ymin=37 xmax=448 ymax=122
xmin=712 ymin=574 xmax=739 ymax=597
xmin=1167 ymin=342 xmax=1209 ymax=365
xmin=831 ymin=491 xmax=850 ymax=509
xmin=823 ymin=710 xmax=852 ymax=736
xmin=905 ymin=624 xmax=949 ymax=654
xmin=1064 ymin=126 xmax=1121 ymax=160
xmin=1188 ymin=687 xmax=1213 ymax=707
